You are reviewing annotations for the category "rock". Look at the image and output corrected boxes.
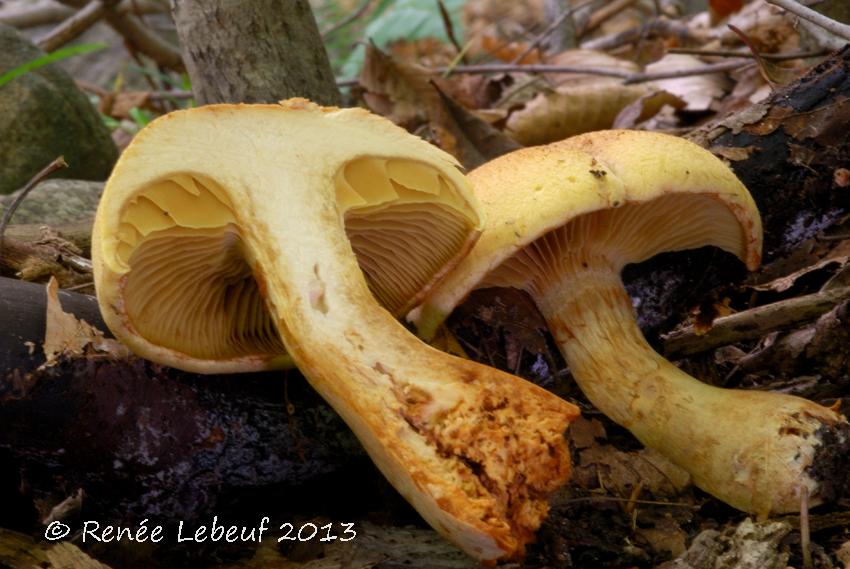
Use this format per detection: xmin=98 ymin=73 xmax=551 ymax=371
xmin=0 ymin=24 xmax=118 ymax=195
xmin=660 ymin=518 xmax=792 ymax=569
xmin=0 ymin=179 xmax=103 ymax=225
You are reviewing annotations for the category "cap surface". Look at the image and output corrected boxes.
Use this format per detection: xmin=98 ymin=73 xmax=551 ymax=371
xmin=413 ymin=130 xmax=762 ymax=337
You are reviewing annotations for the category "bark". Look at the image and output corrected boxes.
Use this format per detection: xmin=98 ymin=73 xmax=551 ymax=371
xmin=171 ymin=0 xmax=340 ymax=105
xmin=0 ymin=278 xmax=361 ymax=529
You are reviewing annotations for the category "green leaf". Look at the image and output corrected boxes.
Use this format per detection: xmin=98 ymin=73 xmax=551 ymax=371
xmin=338 ymin=0 xmax=465 ymax=81
xmin=128 ymin=107 xmax=153 ymax=127
xmin=0 ymin=43 xmax=107 ymax=88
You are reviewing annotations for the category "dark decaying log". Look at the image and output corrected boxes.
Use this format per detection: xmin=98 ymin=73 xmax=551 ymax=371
xmin=625 ymin=46 xmax=850 ymax=335
xmin=690 ymin=46 xmax=850 ymax=260
xmin=0 ymin=277 xmax=362 ymax=531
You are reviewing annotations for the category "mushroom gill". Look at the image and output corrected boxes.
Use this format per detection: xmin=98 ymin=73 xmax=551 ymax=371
xmin=480 ymin=193 xmax=745 ymax=294
xmin=116 ymin=158 xmax=476 ymax=364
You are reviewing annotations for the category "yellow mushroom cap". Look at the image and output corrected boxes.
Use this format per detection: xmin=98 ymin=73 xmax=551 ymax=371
xmin=413 ymin=129 xmax=763 ymax=338
xmin=94 ymin=99 xmax=483 ymax=373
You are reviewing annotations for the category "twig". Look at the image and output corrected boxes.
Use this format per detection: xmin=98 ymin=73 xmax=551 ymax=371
xmin=36 ymin=0 xmax=106 ymax=52
xmin=0 ymin=2 xmax=75 ymax=28
xmin=624 ymin=59 xmax=751 ymax=84
xmin=342 ymin=60 xmax=751 ymax=87
xmin=436 ymin=0 xmax=466 ymax=64
xmin=62 ymin=281 xmax=95 ymax=291
xmin=321 ymin=0 xmax=370 ymax=38
xmin=104 ymin=7 xmax=183 ymax=69
xmin=727 ymin=23 xmax=777 ymax=88
xmin=669 ymin=47 xmax=829 ymax=60
xmin=0 ymin=156 xmax=68 ymax=255
xmin=511 ymin=0 xmax=601 ymax=64
xmin=801 ymin=487 xmax=812 ymax=569
xmin=0 ymin=0 xmax=165 ymax=28
xmin=440 ymin=62 xmax=634 ymax=78
xmin=56 ymin=0 xmax=182 ymax=69
xmin=580 ymin=0 xmax=638 ymax=37
xmin=662 ymin=286 xmax=850 ymax=358
xmin=581 ymin=17 xmax=697 ymax=51
xmin=561 ymin=495 xmax=696 ymax=508
xmin=766 ymin=0 xmax=850 ymax=41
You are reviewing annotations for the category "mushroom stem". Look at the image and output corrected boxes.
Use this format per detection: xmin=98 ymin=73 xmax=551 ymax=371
xmin=239 ymin=198 xmax=576 ymax=560
xmin=532 ymin=257 xmax=850 ymax=517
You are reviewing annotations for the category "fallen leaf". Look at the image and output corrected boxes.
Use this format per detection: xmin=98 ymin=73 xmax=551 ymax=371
xmin=636 ymin=515 xmax=688 ymax=557
xmin=645 ymin=54 xmax=731 ymax=112
xmin=710 ymin=0 xmax=744 ymax=22
xmin=575 ymin=444 xmax=691 ymax=498
xmin=836 ymin=540 xmax=850 ymax=569
xmin=359 ymin=44 xmax=435 ymax=128
xmin=613 ymin=89 xmax=686 ymax=129
xmin=359 ymin=45 xmax=520 ymax=168
xmin=505 ymin=82 xmax=648 ymax=145
xmin=432 ymin=84 xmax=521 ymax=169
xmin=709 ymin=145 xmax=756 ymax=161
xmin=43 ymin=277 xmax=130 ymax=366
xmin=544 ymin=49 xmax=639 ymax=88
xmin=567 ymin=416 xmax=607 ymax=450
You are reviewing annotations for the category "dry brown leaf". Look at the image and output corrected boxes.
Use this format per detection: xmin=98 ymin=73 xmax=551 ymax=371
xmin=359 ymin=44 xmax=435 ymax=128
xmin=359 ymin=45 xmax=519 ymax=168
xmin=709 ymin=145 xmax=756 ymax=161
xmin=505 ymin=82 xmax=648 ymax=145
xmin=645 ymin=54 xmax=731 ymax=112
xmin=636 ymin=515 xmax=689 ymax=557
xmin=567 ymin=416 xmax=607 ymax=450
xmin=432 ymin=84 xmax=522 ymax=169
xmin=575 ymin=444 xmax=691 ymax=498
xmin=544 ymin=49 xmax=639 ymax=87
xmin=43 ymin=277 xmax=130 ymax=366
xmin=836 ymin=540 xmax=850 ymax=569
xmin=500 ymin=50 xmax=651 ymax=145
xmin=613 ymin=89 xmax=686 ymax=129
xmin=709 ymin=0 xmax=744 ymax=23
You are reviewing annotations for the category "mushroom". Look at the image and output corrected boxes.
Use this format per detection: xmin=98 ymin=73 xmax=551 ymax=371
xmin=414 ymin=130 xmax=850 ymax=517
xmin=91 ymin=99 xmax=579 ymax=560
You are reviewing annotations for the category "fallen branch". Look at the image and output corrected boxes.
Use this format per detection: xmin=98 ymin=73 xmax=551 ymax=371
xmin=0 ymin=281 xmax=360 ymax=526
xmin=581 ymin=17 xmax=699 ymax=51
xmin=662 ymin=287 xmax=850 ymax=358
xmin=669 ymin=47 xmax=830 ymax=60
xmin=356 ymin=61 xmax=750 ymax=84
xmin=510 ymin=0 xmax=602 ymax=64
xmin=767 ymin=0 xmax=850 ymax=42
xmin=624 ymin=59 xmax=751 ymax=84
xmin=2 ymin=221 xmax=93 ymax=255
xmin=0 ymin=157 xmax=67 ymax=253
xmin=0 ymin=1 xmax=74 ymax=28
xmin=36 ymin=0 xmax=106 ymax=52
xmin=56 ymin=0 xmax=182 ymax=69
xmin=0 ymin=0 xmax=166 ymax=28
xmin=0 ymin=236 xmax=91 ymax=287
xmin=580 ymin=0 xmax=638 ymax=37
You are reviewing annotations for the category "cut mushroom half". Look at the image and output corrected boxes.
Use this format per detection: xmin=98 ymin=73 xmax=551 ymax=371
xmin=92 ymin=99 xmax=579 ymax=560
xmin=414 ymin=130 xmax=850 ymax=517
